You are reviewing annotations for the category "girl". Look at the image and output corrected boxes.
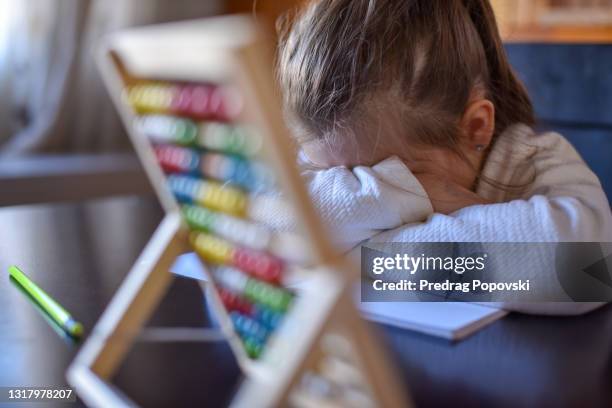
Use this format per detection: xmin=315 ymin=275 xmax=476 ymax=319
xmin=275 ymin=0 xmax=612 ymax=314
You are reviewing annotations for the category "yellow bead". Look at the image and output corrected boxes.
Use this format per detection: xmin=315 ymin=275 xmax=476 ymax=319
xmin=191 ymin=232 xmax=234 ymax=264
xmin=196 ymin=182 xmax=247 ymax=216
xmin=126 ymin=84 xmax=174 ymax=113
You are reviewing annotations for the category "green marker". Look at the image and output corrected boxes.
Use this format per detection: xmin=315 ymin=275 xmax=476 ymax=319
xmin=8 ymin=266 xmax=84 ymax=338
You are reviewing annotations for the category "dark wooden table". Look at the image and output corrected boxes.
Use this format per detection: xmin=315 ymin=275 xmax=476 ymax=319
xmin=1 ymin=195 xmax=611 ymax=408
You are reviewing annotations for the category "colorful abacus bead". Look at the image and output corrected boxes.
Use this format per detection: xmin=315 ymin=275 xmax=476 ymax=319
xmin=232 ymin=247 xmax=283 ymax=285
xmin=214 ymin=266 xmax=293 ymax=313
xmin=182 ymin=205 xmax=271 ymax=251
xmin=242 ymin=335 xmax=264 ymax=359
xmin=230 ymin=312 xmax=269 ymax=344
xmin=183 ymin=204 xmax=216 ymax=230
xmin=200 ymin=152 xmax=252 ymax=189
xmin=138 ymin=114 xmax=198 ymax=145
xmin=191 ymin=232 xmax=284 ymax=284
xmin=126 ymin=83 xmax=175 ymax=113
xmin=198 ymin=123 xmax=261 ymax=156
xmin=197 ymin=180 xmax=247 ymax=216
xmin=216 ymin=287 xmax=253 ymax=315
xmin=171 ymin=84 xmax=242 ymax=121
xmin=190 ymin=232 xmax=234 ymax=264
xmin=251 ymin=305 xmax=284 ymax=331
xmin=213 ymin=266 xmax=248 ymax=293
xmin=243 ymin=278 xmax=293 ymax=313
xmin=127 ymin=83 xmax=242 ymax=120
xmin=155 ymin=145 xmax=200 ymax=173
xmin=167 ymin=175 xmax=200 ymax=203
xmin=214 ymin=272 xmax=284 ymax=330
xmin=167 ymin=175 xmax=247 ymax=215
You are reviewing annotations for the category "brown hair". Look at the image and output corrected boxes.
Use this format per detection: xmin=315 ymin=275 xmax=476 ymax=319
xmin=276 ymin=0 xmax=535 ymax=158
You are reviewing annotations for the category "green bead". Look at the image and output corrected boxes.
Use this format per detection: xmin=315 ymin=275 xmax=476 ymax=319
xmin=226 ymin=129 xmax=243 ymax=152
xmin=182 ymin=205 xmax=216 ymax=231
xmin=244 ymin=280 xmax=292 ymax=313
xmin=174 ymin=119 xmax=198 ymax=145
xmin=242 ymin=336 xmax=263 ymax=359
xmin=276 ymin=292 xmax=292 ymax=311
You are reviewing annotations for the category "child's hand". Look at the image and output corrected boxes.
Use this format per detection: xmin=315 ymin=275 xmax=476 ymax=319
xmin=413 ymin=172 xmax=491 ymax=215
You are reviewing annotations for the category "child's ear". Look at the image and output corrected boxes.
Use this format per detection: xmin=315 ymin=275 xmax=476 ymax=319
xmin=459 ymin=99 xmax=495 ymax=150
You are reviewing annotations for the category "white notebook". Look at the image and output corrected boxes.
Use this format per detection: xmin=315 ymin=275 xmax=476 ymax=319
xmin=171 ymin=253 xmax=507 ymax=340
xmin=359 ymin=301 xmax=507 ymax=340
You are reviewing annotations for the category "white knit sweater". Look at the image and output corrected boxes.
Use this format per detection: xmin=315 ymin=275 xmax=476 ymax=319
xmin=296 ymin=124 xmax=612 ymax=315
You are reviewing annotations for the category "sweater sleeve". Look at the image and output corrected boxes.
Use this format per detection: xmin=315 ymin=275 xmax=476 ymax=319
xmin=301 ymin=157 xmax=433 ymax=251
xmin=366 ymin=132 xmax=612 ymax=243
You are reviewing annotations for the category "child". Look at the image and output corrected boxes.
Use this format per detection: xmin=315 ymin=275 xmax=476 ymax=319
xmin=274 ymin=0 xmax=612 ymax=314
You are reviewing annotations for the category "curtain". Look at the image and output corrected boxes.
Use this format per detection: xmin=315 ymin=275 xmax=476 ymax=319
xmin=0 ymin=0 xmax=222 ymax=155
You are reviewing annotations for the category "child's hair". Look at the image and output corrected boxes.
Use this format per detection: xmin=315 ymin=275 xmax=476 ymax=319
xmin=276 ymin=0 xmax=535 ymax=156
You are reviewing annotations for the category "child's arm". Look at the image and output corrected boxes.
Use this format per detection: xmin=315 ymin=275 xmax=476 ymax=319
xmin=358 ymin=133 xmax=612 ymax=315
xmin=412 ymin=172 xmax=492 ymax=214
xmin=370 ymin=132 xmax=612 ymax=243
xmin=301 ymin=156 xmax=433 ymax=251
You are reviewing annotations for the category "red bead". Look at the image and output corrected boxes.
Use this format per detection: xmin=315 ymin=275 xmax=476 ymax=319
xmin=207 ymin=87 xmax=223 ymax=114
xmin=216 ymin=287 xmax=253 ymax=315
xmin=155 ymin=145 xmax=181 ymax=173
xmin=154 ymin=145 xmax=199 ymax=173
xmin=168 ymin=84 xmax=241 ymax=121
xmin=232 ymin=248 xmax=283 ymax=285
xmin=190 ymin=86 xmax=211 ymax=116
xmin=171 ymin=87 xmax=193 ymax=113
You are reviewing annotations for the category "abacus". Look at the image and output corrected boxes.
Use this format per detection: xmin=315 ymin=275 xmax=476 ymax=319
xmin=67 ymin=16 xmax=410 ymax=407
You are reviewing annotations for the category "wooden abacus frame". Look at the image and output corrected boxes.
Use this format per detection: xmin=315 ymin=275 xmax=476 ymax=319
xmin=67 ymin=16 xmax=410 ymax=407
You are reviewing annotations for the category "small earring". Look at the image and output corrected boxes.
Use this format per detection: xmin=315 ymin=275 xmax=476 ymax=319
xmin=475 ymin=144 xmax=485 ymax=152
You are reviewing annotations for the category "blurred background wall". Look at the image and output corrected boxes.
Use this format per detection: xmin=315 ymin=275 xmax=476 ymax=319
xmin=0 ymin=0 xmax=224 ymax=154
xmin=492 ymin=0 xmax=612 ymax=199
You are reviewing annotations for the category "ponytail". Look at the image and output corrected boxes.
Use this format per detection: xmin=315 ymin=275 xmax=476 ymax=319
xmin=463 ymin=0 xmax=535 ymax=137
